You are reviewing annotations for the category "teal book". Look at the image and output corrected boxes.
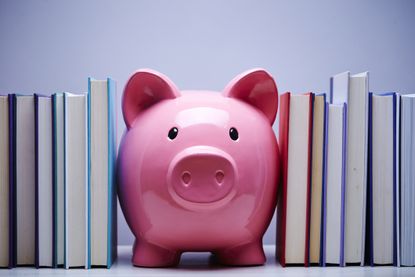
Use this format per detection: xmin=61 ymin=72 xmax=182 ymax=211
xmin=87 ymin=78 xmax=117 ymax=268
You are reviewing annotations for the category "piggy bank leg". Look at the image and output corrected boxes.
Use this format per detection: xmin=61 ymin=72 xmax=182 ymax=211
xmin=132 ymin=240 xmax=180 ymax=267
xmin=215 ymin=241 xmax=265 ymax=266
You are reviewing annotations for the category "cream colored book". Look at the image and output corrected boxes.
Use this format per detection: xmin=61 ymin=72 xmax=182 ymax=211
xmin=309 ymin=94 xmax=327 ymax=264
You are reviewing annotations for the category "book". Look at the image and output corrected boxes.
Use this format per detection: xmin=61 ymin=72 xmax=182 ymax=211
xmin=330 ymin=71 xmax=369 ymax=265
xmin=343 ymin=72 xmax=369 ymax=265
xmin=52 ymin=93 xmax=65 ymax=267
xmin=399 ymin=94 xmax=415 ymax=266
xmin=88 ymin=78 xmax=117 ymax=268
xmin=324 ymin=103 xmax=346 ymax=266
xmin=368 ymin=92 xmax=399 ymax=265
xmin=15 ymin=95 xmax=36 ymax=266
xmin=277 ymin=92 xmax=313 ymax=266
xmin=309 ymin=93 xmax=327 ymax=265
xmin=64 ymin=93 xmax=88 ymax=269
xmin=35 ymin=94 xmax=53 ymax=267
xmin=330 ymin=72 xmax=350 ymax=105
xmin=0 ymin=95 xmax=13 ymax=268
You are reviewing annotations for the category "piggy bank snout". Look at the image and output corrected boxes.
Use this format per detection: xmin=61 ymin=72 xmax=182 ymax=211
xmin=167 ymin=146 xmax=237 ymax=204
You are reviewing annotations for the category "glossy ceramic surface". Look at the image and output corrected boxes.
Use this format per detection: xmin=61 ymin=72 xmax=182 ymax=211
xmin=118 ymin=68 xmax=280 ymax=267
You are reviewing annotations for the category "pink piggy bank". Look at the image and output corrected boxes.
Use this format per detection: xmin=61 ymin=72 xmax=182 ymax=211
xmin=118 ymin=68 xmax=280 ymax=267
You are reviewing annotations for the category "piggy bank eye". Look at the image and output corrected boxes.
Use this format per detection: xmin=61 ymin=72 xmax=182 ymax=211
xmin=229 ymin=127 xmax=239 ymax=141
xmin=168 ymin=127 xmax=179 ymax=140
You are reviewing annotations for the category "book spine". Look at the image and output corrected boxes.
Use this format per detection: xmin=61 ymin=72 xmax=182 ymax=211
xmin=276 ymin=93 xmax=290 ymax=267
xmin=367 ymin=93 xmax=374 ymax=266
xmin=392 ymin=93 xmax=398 ymax=266
xmin=340 ymin=103 xmax=347 ymax=267
xmin=51 ymin=94 xmax=57 ymax=268
xmin=304 ymin=93 xmax=313 ymax=267
xmin=107 ymin=78 xmax=117 ymax=268
xmin=84 ymin=94 xmax=88 ymax=270
xmin=8 ymin=94 xmax=16 ymax=268
xmin=87 ymin=79 xmax=92 ymax=269
xmin=320 ymin=98 xmax=328 ymax=267
xmin=34 ymin=94 xmax=39 ymax=268
xmin=63 ymin=93 xmax=68 ymax=269
xmin=360 ymin=73 xmax=369 ymax=266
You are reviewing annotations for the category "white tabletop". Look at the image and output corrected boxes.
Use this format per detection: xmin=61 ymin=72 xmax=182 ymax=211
xmin=1 ymin=245 xmax=415 ymax=276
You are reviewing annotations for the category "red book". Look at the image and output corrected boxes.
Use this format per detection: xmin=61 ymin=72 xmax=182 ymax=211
xmin=276 ymin=92 xmax=313 ymax=267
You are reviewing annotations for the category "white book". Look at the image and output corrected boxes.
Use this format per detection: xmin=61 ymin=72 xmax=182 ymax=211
xmin=15 ymin=95 xmax=36 ymax=265
xmin=53 ymin=93 xmax=65 ymax=266
xmin=64 ymin=93 xmax=88 ymax=269
xmin=330 ymin=71 xmax=350 ymax=105
xmin=344 ymin=72 xmax=369 ymax=265
xmin=35 ymin=95 xmax=53 ymax=267
xmin=0 ymin=95 xmax=10 ymax=267
xmin=331 ymin=71 xmax=369 ymax=265
xmin=370 ymin=93 xmax=398 ymax=265
xmin=89 ymin=78 xmax=117 ymax=267
xmin=90 ymin=80 xmax=108 ymax=267
xmin=282 ymin=93 xmax=312 ymax=264
xmin=325 ymin=103 xmax=346 ymax=266
xmin=400 ymin=95 xmax=415 ymax=266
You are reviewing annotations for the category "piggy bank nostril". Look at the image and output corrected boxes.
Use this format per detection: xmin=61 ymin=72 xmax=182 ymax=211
xmin=181 ymin=171 xmax=191 ymax=186
xmin=215 ymin=170 xmax=225 ymax=184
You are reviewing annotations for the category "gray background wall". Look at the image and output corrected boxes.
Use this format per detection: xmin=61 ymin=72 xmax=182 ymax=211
xmin=1 ymin=0 xmax=414 ymax=246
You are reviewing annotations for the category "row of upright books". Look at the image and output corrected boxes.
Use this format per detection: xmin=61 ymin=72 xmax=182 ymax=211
xmin=0 ymin=78 xmax=117 ymax=269
xmin=276 ymin=71 xmax=415 ymax=267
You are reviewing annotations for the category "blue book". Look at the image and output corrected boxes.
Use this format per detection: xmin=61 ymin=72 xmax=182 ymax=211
xmin=87 ymin=78 xmax=117 ymax=268
xmin=367 ymin=92 xmax=399 ymax=266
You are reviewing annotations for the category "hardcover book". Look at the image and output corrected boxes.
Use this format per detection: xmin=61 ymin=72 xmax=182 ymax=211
xmin=367 ymin=92 xmax=399 ymax=266
xmin=35 ymin=94 xmax=53 ymax=268
xmin=277 ymin=92 xmax=313 ymax=266
xmin=88 ymin=78 xmax=117 ymax=268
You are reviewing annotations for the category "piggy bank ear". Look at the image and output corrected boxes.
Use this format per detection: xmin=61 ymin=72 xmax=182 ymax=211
xmin=122 ymin=69 xmax=180 ymax=129
xmin=223 ymin=68 xmax=278 ymax=125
